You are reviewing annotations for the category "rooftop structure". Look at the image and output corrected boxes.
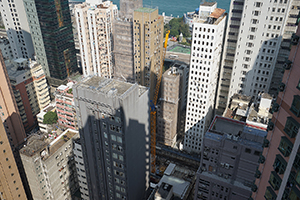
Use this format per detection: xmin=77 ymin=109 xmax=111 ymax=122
xmin=149 ymin=163 xmax=195 ymax=200
xmin=37 ymin=103 xmax=56 ymax=133
xmin=224 ymin=93 xmax=273 ymax=130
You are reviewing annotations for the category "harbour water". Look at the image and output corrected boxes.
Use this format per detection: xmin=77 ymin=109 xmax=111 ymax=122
xmin=111 ymin=0 xmax=231 ymax=17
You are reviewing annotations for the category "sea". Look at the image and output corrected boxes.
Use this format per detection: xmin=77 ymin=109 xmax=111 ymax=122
xmin=70 ymin=0 xmax=231 ymax=17
xmin=111 ymin=0 xmax=231 ymax=17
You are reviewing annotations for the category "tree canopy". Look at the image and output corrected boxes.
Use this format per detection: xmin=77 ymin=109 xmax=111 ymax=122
xmin=43 ymin=111 xmax=58 ymax=125
xmin=164 ymin=17 xmax=190 ymax=38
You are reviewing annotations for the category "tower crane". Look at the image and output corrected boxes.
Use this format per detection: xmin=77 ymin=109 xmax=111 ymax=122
xmin=150 ymin=30 xmax=170 ymax=174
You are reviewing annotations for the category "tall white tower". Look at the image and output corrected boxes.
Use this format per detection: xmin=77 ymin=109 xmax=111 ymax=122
xmin=183 ymin=2 xmax=226 ymax=153
xmin=216 ymin=0 xmax=300 ymax=115
xmin=0 ymin=0 xmax=35 ymax=59
xmin=75 ymin=1 xmax=118 ymax=78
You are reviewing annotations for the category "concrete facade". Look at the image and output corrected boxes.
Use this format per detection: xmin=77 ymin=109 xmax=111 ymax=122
xmin=133 ymin=7 xmax=164 ymax=98
xmin=184 ymin=2 xmax=226 ymax=153
xmin=119 ymin=0 xmax=142 ymax=19
xmin=194 ymin=116 xmax=267 ymax=200
xmin=0 ymin=0 xmax=35 ymax=60
xmin=253 ymin=22 xmax=300 ymax=200
xmin=75 ymin=1 xmax=118 ymax=78
xmin=113 ymin=19 xmax=135 ymax=83
xmin=157 ymin=64 xmax=189 ymax=147
xmin=20 ymin=129 xmax=80 ymax=200
xmin=73 ymin=138 xmax=89 ymax=200
xmin=7 ymin=59 xmax=50 ymax=132
xmin=73 ymin=76 xmax=150 ymax=200
xmin=0 ymin=121 xmax=27 ymax=200
xmin=0 ymin=52 xmax=26 ymax=148
xmin=216 ymin=0 xmax=300 ymax=115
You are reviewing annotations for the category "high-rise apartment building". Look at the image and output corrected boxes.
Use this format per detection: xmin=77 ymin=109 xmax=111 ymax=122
xmin=6 ymin=59 xmax=50 ymax=132
xmin=55 ymin=83 xmax=77 ymax=130
xmin=73 ymin=76 xmax=150 ymax=200
xmin=0 ymin=52 xmax=26 ymax=148
xmin=0 ymin=0 xmax=35 ymax=60
xmin=0 ymin=121 xmax=27 ymax=200
xmin=113 ymin=0 xmax=142 ymax=84
xmin=20 ymin=129 xmax=80 ymax=200
xmin=120 ymin=0 xmax=142 ymax=19
xmin=23 ymin=0 xmax=77 ymax=83
xmin=216 ymin=0 xmax=300 ymax=115
xmin=253 ymin=22 xmax=300 ymax=200
xmin=183 ymin=2 xmax=226 ymax=153
xmin=133 ymin=7 xmax=164 ymax=98
xmin=75 ymin=1 xmax=118 ymax=77
xmin=194 ymin=116 xmax=267 ymax=200
xmin=157 ymin=64 xmax=189 ymax=147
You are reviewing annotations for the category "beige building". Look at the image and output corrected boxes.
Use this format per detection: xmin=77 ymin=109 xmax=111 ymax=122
xmin=75 ymin=1 xmax=118 ymax=78
xmin=133 ymin=7 xmax=164 ymax=98
xmin=0 ymin=52 xmax=26 ymax=148
xmin=20 ymin=129 xmax=80 ymax=200
xmin=0 ymin=121 xmax=27 ymax=200
xmin=157 ymin=64 xmax=189 ymax=147
xmin=6 ymin=58 xmax=50 ymax=132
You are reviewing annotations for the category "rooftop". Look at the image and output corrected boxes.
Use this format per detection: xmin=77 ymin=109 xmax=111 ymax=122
xmin=20 ymin=129 xmax=78 ymax=159
xmin=77 ymin=76 xmax=147 ymax=97
xmin=37 ymin=103 xmax=56 ymax=118
xmin=135 ymin=7 xmax=156 ymax=13
xmin=201 ymin=2 xmax=217 ymax=7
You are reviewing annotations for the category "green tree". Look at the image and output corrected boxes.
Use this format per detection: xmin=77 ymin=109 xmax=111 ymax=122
xmin=43 ymin=111 xmax=58 ymax=124
xmin=164 ymin=17 xmax=191 ymax=38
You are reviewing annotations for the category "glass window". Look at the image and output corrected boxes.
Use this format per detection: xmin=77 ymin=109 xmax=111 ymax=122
xmin=111 ymin=135 xmax=116 ymax=141
xmin=264 ymin=186 xmax=277 ymax=200
xmin=291 ymin=95 xmax=300 ymax=117
xmin=269 ymin=171 xmax=282 ymax=190
xmin=278 ymin=137 xmax=293 ymax=157
xmin=273 ymin=154 xmax=287 ymax=174
xmin=284 ymin=117 xmax=299 ymax=138
xmin=117 ymin=136 xmax=122 ymax=143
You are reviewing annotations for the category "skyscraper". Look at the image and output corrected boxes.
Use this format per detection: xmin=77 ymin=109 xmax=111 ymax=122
xmin=75 ymin=1 xmax=118 ymax=78
xmin=113 ymin=0 xmax=143 ymax=84
xmin=253 ymin=22 xmax=300 ymax=200
xmin=24 ymin=0 xmax=77 ymax=83
xmin=0 ymin=52 xmax=26 ymax=148
xmin=0 ymin=121 xmax=27 ymax=200
xmin=73 ymin=76 xmax=150 ymax=200
xmin=183 ymin=2 xmax=226 ymax=153
xmin=0 ymin=0 xmax=35 ymax=59
xmin=216 ymin=0 xmax=300 ymax=115
xmin=133 ymin=7 xmax=164 ymax=98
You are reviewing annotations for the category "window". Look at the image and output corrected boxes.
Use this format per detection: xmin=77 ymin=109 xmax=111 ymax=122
xmin=264 ymin=186 xmax=277 ymax=200
xmin=269 ymin=171 xmax=282 ymax=190
xmin=245 ymin=148 xmax=251 ymax=153
xmin=284 ymin=117 xmax=299 ymax=138
xmin=273 ymin=154 xmax=287 ymax=174
xmin=278 ymin=137 xmax=293 ymax=157
xmin=291 ymin=95 xmax=300 ymax=117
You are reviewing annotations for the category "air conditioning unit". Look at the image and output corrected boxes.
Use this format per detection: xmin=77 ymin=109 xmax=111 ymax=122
xmin=220 ymin=163 xmax=225 ymax=167
xmin=291 ymin=33 xmax=300 ymax=45
xmin=224 ymin=174 xmax=229 ymax=179
xmin=218 ymin=173 xmax=223 ymax=177
xmin=225 ymin=164 xmax=230 ymax=169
